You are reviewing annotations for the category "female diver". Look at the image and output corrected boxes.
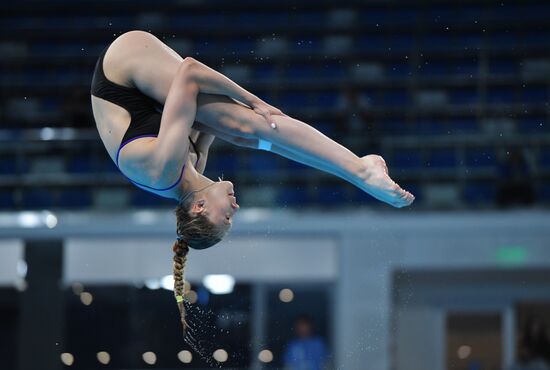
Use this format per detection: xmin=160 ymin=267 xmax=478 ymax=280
xmin=90 ymin=30 xmax=414 ymax=335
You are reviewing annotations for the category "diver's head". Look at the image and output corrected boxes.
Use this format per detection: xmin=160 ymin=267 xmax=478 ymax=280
xmin=171 ymin=179 xmax=239 ymax=337
xmin=176 ymin=179 xmax=239 ymax=250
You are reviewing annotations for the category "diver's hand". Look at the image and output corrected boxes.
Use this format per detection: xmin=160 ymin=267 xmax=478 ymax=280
xmin=250 ymin=99 xmax=286 ymax=129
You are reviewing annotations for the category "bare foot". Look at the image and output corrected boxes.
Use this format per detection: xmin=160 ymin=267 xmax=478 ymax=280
xmin=359 ymin=154 xmax=415 ymax=208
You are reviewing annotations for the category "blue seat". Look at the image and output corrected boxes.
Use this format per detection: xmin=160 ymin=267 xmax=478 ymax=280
xmin=521 ymin=32 xmax=549 ymax=48
xmin=67 ymin=155 xmax=94 ymax=174
xmin=279 ymin=92 xmax=310 ymax=110
xmin=0 ymin=191 xmax=15 ymax=209
xmin=465 ymin=148 xmax=497 ymax=167
xmin=386 ymin=35 xmax=415 ymax=52
xmin=450 ymin=119 xmax=478 ymax=133
xmin=463 ymin=183 xmax=496 ymax=204
xmin=380 ymin=90 xmax=409 ymax=107
xmin=132 ymin=190 xmax=173 ymax=208
xmin=205 ymin=154 xmax=240 ymax=179
xmin=488 ymin=88 xmax=516 ymax=104
xmin=21 ymin=189 xmax=54 ymax=209
xmin=487 ymin=34 xmax=519 ymax=49
xmin=449 ymin=89 xmax=479 ymax=105
xmin=315 ymin=185 xmax=349 ymax=206
xmin=292 ymin=12 xmax=324 ymax=27
xmin=538 ymin=184 xmax=550 ymax=202
xmin=522 ymin=87 xmax=548 ymax=103
xmin=255 ymin=13 xmax=287 ymax=27
xmin=320 ymin=64 xmax=346 ymax=78
xmin=232 ymin=13 xmax=261 ymax=27
xmin=312 ymin=92 xmax=339 ymax=108
xmin=489 ymin=59 xmax=517 ymax=75
xmin=247 ymin=152 xmax=280 ymax=175
xmin=194 ymin=39 xmax=223 ymax=55
xmin=285 ymin=65 xmax=316 ymax=80
xmin=391 ymin=150 xmax=423 ymax=169
xmin=428 ymin=149 xmax=458 ymax=168
xmin=417 ymin=120 xmax=446 ymax=135
xmin=171 ymin=15 xmax=202 ymax=28
xmin=292 ymin=37 xmax=321 ymax=53
xmin=357 ymin=36 xmax=386 ymax=52
xmin=381 ymin=120 xmax=413 ymax=135
xmin=0 ymin=158 xmax=17 ymax=175
xmin=41 ymin=97 xmax=62 ymax=113
xmin=359 ymin=10 xmax=389 ymax=23
xmin=453 ymin=61 xmax=478 ymax=76
xmin=276 ymin=186 xmax=309 ymax=207
xmin=418 ymin=61 xmax=449 ymax=76
xmin=539 ymin=147 xmax=550 ymax=167
xmin=254 ymin=65 xmax=277 ymax=80
xmin=386 ymin=63 xmax=411 ymax=77
xmin=517 ymin=117 xmax=546 ymax=133
xmin=228 ymin=39 xmax=255 ymax=55
xmin=59 ymin=189 xmax=92 ymax=208
xmin=454 ymin=35 xmax=483 ymax=50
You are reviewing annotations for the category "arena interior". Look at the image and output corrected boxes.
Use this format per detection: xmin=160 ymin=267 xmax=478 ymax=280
xmin=0 ymin=1 xmax=549 ymax=370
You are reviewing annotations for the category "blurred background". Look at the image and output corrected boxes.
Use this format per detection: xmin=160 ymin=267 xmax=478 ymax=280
xmin=1 ymin=0 xmax=549 ymax=369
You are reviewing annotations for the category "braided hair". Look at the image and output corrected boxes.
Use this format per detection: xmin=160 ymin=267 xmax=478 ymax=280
xmin=172 ymin=194 xmax=230 ymax=337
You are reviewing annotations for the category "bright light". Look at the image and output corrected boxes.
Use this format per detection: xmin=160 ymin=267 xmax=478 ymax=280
xmin=202 ymin=274 xmax=235 ymax=295
xmin=60 ymin=353 xmax=74 ymax=366
xmin=258 ymin=349 xmax=273 ymax=363
xmin=177 ymin=350 xmax=193 ymax=363
xmin=96 ymin=351 xmax=110 ymax=365
xmin=279 ymin=288 xmax=294 ymax=303
xmin=144 ymin=279 xmax=160 ymax=290
xmin=45 ymin=212 xmax=58 ymax=228
xmin=80 ymin=292 xmax=93 ymax=306
xmin=457 ymin=345 xmax=472 ymax=359
xmin=160 ymin=275 xmax=174 ymax=291
xmin=142 ymin=351 xmax=157 ymax=365
xmin=40 ymin=127 xmax=55 ymax=140
xmin=212 ymin=349 xmax=228 ymax=362
xmin=16 ymin=211 xmax=57 ymax=228
xmin=16 ymin=260 xmax=27 ymax=277
xmin=18 ymin=212 xmax=41 ymax=228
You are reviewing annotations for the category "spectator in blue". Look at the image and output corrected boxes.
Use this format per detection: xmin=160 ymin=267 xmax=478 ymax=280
xmin=283 ymin=314 xmax=330 ymax=370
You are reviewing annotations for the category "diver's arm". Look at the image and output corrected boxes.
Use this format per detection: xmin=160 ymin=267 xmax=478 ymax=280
xmin=193 ymin=132 xmax=215 ymax=174
xmin=183 ymin=57 xmax=285 ymax=126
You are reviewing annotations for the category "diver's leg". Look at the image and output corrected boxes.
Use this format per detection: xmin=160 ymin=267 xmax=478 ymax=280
xmin=195 ymin=95 xmax=414 ymax=208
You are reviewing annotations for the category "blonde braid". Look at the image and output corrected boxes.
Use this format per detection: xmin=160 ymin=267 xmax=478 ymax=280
xmin=173 ymin=239 xmax=190 ymax=337
xmin=170 ymin=195 xmax=230 ymax=338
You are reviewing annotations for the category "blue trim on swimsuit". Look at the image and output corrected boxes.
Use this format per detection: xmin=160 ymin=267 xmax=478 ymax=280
xmin=115 ymin=135 xmax=185 ymax=192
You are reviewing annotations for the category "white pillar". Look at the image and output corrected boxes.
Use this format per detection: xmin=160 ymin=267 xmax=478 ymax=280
xmin=336 ymin=235 xmax=392 ymax=370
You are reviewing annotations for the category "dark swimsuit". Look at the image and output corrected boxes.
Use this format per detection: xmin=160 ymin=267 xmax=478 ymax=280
xmin=90 ymin=45 xmax=199 ymax=192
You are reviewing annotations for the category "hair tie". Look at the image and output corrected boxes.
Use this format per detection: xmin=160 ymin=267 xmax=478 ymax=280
xmin=176 ymin=235 xmax=187 ymax=243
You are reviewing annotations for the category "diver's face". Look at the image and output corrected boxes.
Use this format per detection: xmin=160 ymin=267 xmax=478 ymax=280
xmin=202 ymin=180 xmax=240 ymax=227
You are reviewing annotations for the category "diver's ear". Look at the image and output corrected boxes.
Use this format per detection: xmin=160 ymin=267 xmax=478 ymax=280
xmin=191 ymin=199 xmax=206 ymax=215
